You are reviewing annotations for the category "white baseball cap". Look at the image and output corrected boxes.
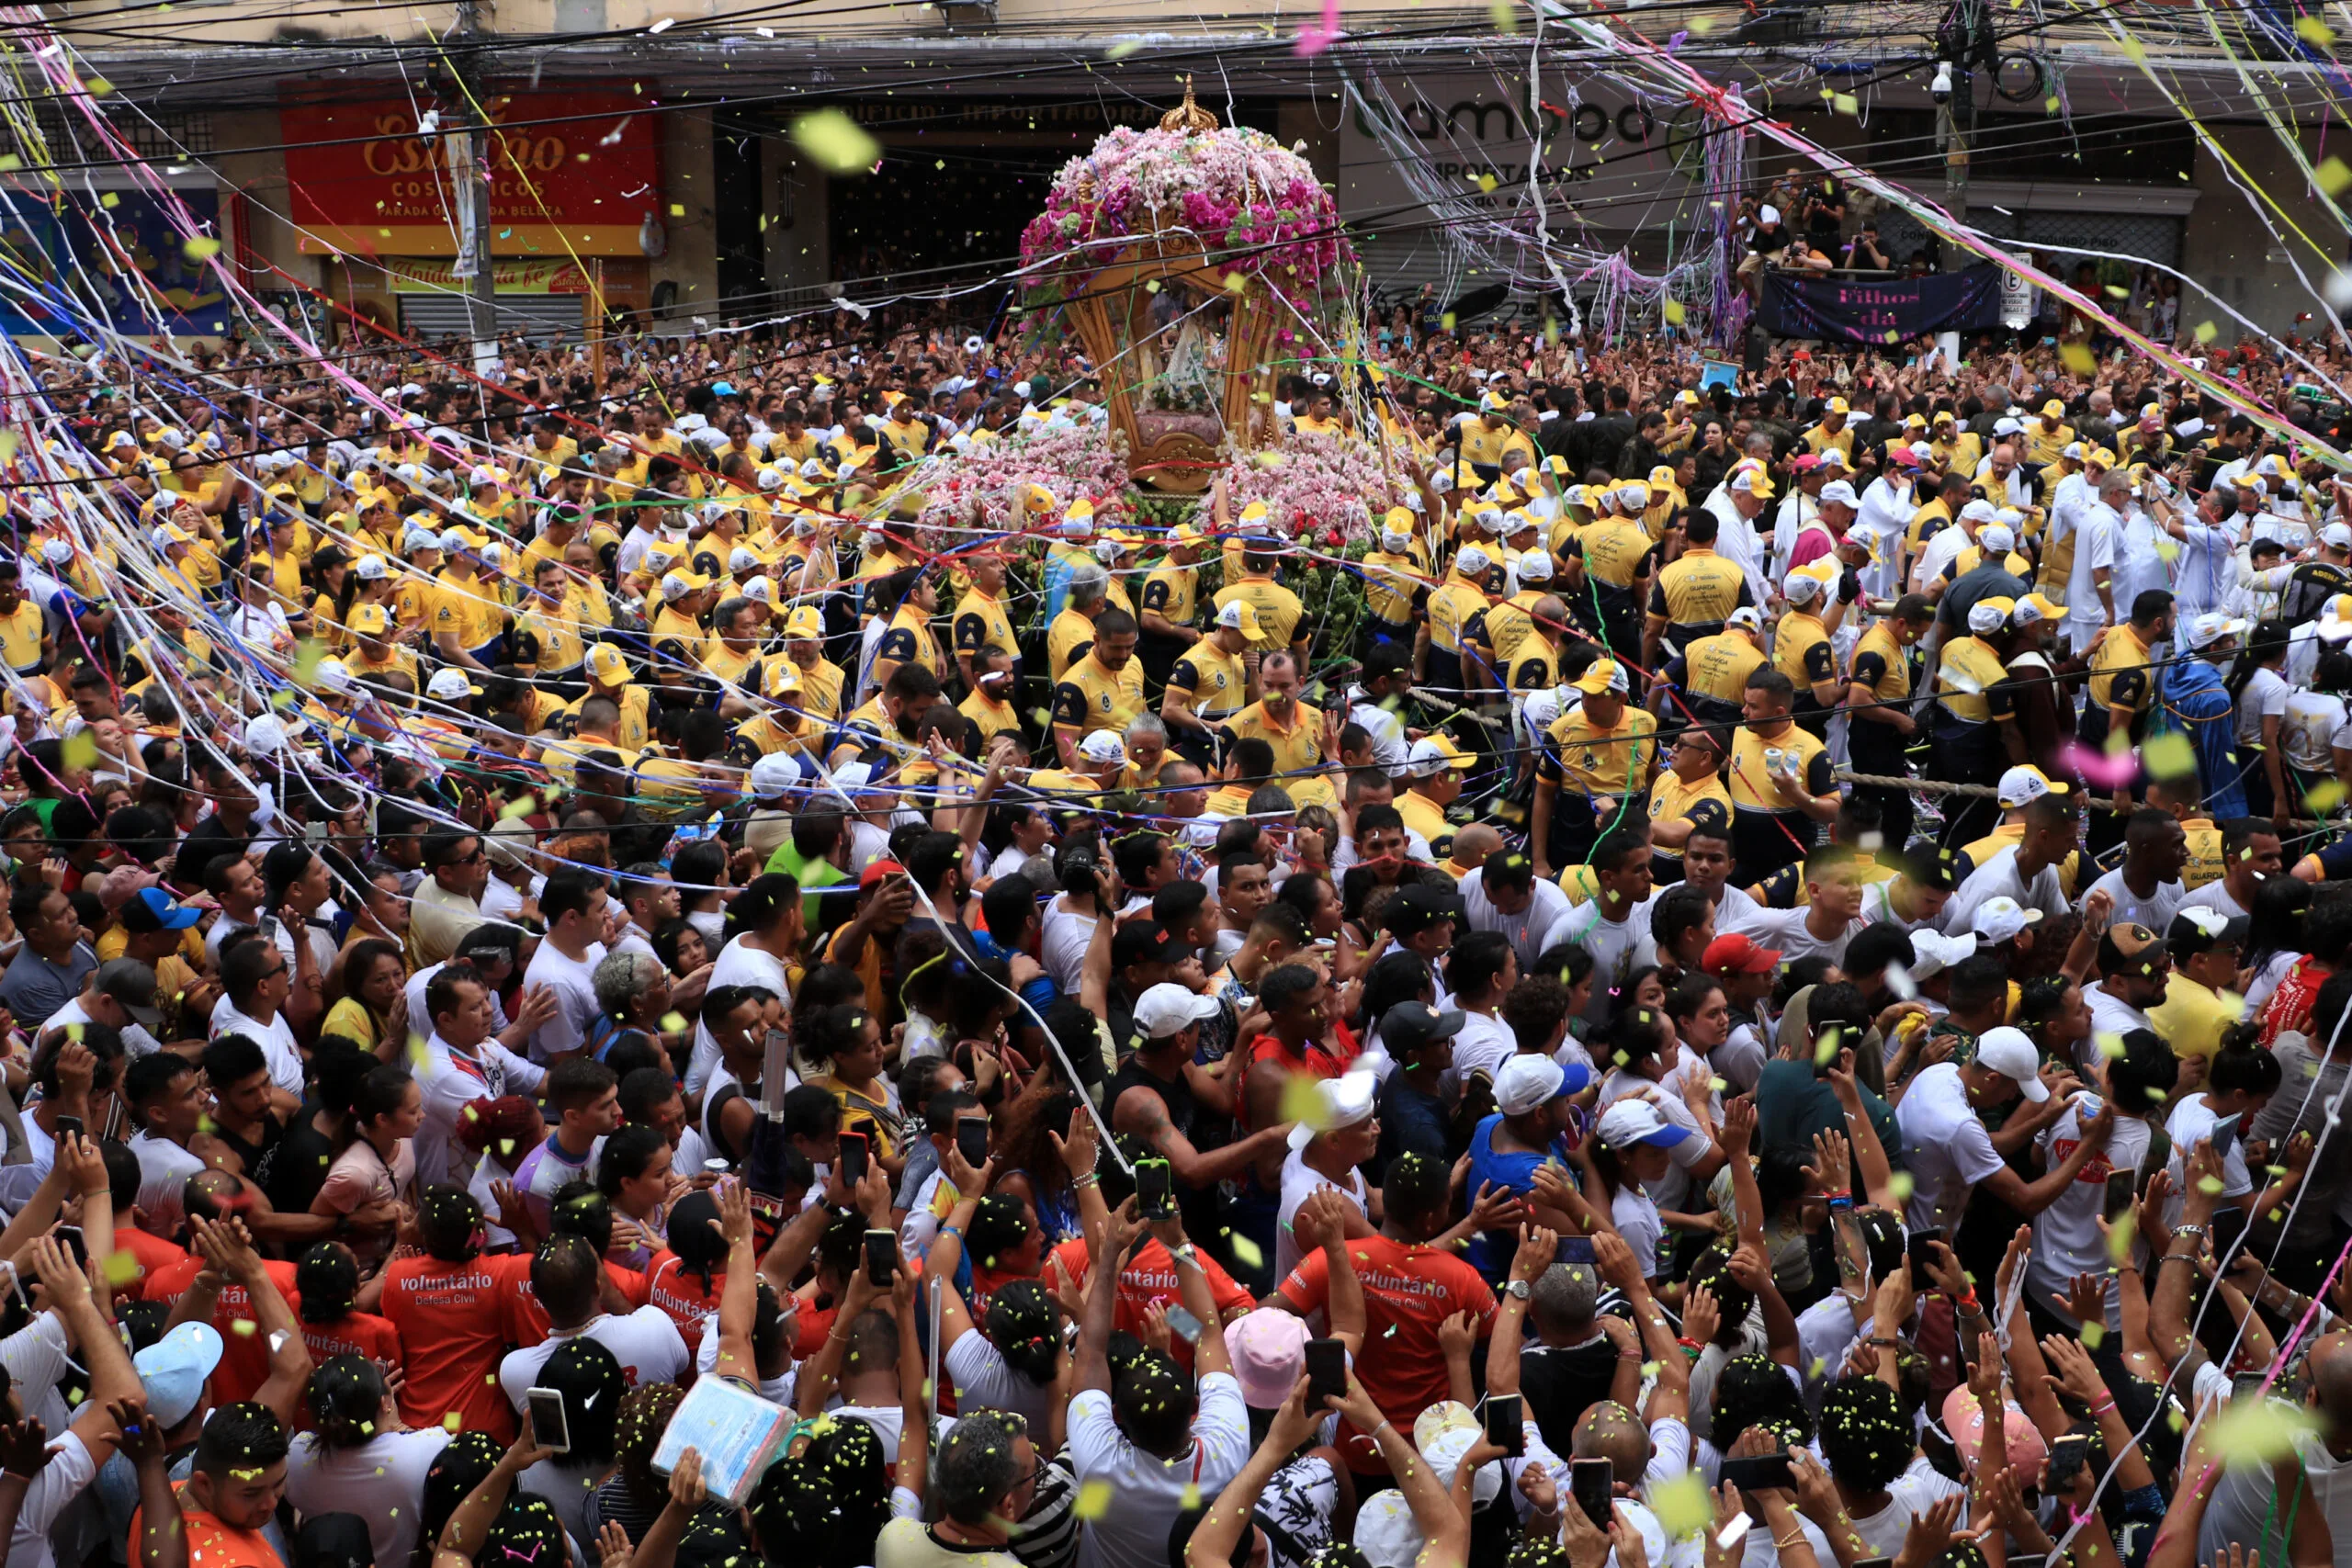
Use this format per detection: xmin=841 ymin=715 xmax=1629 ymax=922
xmin=1077 ymin=730 xmax=1126 ymax=766
xmin=1135 ymin=983 xmax=1220 ymax=1041
xmin=2186 ymin=612 xmax=2247 ymax=650
xmin=1286 ymin=1070 xmax=1378 ymax=1151
xmin=1818 ymin=479 xmax=1860 ymax=508
xmin=1517 ymin=551 xmax=1554 ymax=583
xmin=1970 ymin=896 xmax=2045 ymax=945
xmin=426 ymin=667 xmax=482 ymax=701
xmin=1456 ymin=545 xmax=1491 ymax=574
xmin=1981 ymin=524 xmax=2017 ymax=555
xmin=1596 ymin=1099 xmax=1692 ymax=1151
xmin=1975 ymin=1025 xmax=2049 ymax=1102
xmin=748 ymin=752 xmax=802 ymax=799
xmin=1996 ymin=765 xmax=2069 ymax=808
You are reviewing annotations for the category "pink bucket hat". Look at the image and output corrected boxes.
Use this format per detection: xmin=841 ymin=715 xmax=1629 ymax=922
xmin=1941 ymin=1385 xmax=2050 ymax=1477
xmin=1223 ymin=1309 xmax=1309 ymax=1410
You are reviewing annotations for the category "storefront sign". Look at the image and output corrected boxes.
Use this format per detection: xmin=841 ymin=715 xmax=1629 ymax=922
xmin=387 ymin=257 xmax=596 ymax=293
xmin=281 ymin=90 xmax=660 ymax=259
xmin=1759 ymin=265 xmax=2007 ymax=343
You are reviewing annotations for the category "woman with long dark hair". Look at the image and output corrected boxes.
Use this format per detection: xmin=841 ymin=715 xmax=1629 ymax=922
xmin=311 ymin=1064 xmax=419 ymax=1267
xmin=306 ymin=544 xmax=356 ymax=647
xmin=320 ymin=939 xmax=406 ymax=1059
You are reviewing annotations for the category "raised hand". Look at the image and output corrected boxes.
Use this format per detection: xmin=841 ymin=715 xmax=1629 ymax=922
xmin=596 ymin=1522 xmax=632 ymax=1568
xmin=0 ymin=1415 xmax=50 ymax=1480
xmin=1437 ymin=1308 xmax=1478 ymax=1363
xmin=2041 ymin=1333 xmax=2110 ymax=1408
xmin=1683 ymin=1280 xmax=1722 ymax=1348
xmin=667 ymin=1446 xmax=705 ymax=1510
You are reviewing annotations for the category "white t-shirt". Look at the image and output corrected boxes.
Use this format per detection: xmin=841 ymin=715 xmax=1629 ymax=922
xmin=1942 ymin=844 xmax=2069 ymax=934
xmin=2282 ymin=690 xmax=2352 ymax=773
xmin=129 ymin=1132 xmax=206 ymax=1235
xmin=1067 ymin=1373 xmax=1251 ymax=1568
xmin=684 ymin=936 xmax=792 ymax=1097
xmin=1612 ymin=1182 xmax=1665 ymax=1280
xmin=1562 ymin=901 xmax=1645 ymax=1025
xmin=2162 ymin=1092 xmax=2255 ymax=1225
xmin=1039 ymin=898 xmax=1099 ymax=997
xmin=2177 ymin=881 xmax=2250 ymax=922
xmin=8 ymin=1430 xmax=96 ymax=1568
xmin=1274 ymin=1148 xmax=1368 ymax=1283
xmin=2083 ymin=868 xmax=2186 ymax=943
xmin=521 ymin=939 xmax=608 ymax=1065
xmin=944 ymin=1330 xmax=1058 ymax=1433
xmin=1728 ymin=906 xmax=1871 ymax=973
xmin=2064 ymin=503 xmax=2118 ymax=628
xmin=501 ymin=1309 xmax=691 ymax=1406
xmin=288 ymin=1427 xmax=453 ymax=1568
xmin=208 ymin=996 xmax=305 ymax=1097
xmin=2084 ymin=981 xmax=2156 ymax=1056
xmin=2028 ymin=1096 xmax=2151 ymax=1328
xmin=1448 ymin=1010 xmax=1518 ymax=1090
xmin=2234 ymin=665 xmax=2292 ymax=749
xmin=1463 ymin=876 xmax=1574 ymax=970
xmin=1893 ymin=1062 xmax=2007 ymax=1233
xmin=1848 ymin=1464 xmax=1969 ymax=1558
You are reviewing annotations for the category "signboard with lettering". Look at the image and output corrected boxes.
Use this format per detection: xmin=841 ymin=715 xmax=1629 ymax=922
xmin=1758 ymin=265 xmax=2007 ymax=343
xmin=280 ymin=90 xmax=661 ymax=259
xmin=1337 ymin=75 xmax=1703 ymax=242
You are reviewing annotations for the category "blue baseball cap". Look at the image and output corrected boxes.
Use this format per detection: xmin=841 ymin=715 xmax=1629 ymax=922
xmin=133 ymin=1321 xmax=223 ymax=1427
xmin=129 ymin=887 xmax=203 ymax=931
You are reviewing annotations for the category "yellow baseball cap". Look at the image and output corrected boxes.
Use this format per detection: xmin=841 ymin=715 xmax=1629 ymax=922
xmin=348 ymin=604 xmax=390 ymax=636
xmin=1574 ymin=660 xmax=1631 ymax=696
xmin=2018 ymin=592 xmax=2066 ymax=625
xmin=765 ymin=661 xmax=804 ymax=697
xmin=783 ymin=606 xmax=826 ymax=640
xmin=2042 ymin=400 xmax=2066 ymax=419
xmin=1826 ymin=396 xmax=1849 ymax=414
xmin=587 ymin=644 xmax=630 ymax=684
xmin=1216 ymin=600 xmax=1262 ymax=638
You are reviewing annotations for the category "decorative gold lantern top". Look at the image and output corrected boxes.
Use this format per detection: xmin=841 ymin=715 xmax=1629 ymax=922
xmin=1159 ymin=78 xmax=1219 ymax=136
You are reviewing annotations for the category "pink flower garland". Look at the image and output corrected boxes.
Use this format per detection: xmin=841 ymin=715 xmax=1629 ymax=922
xmin=1020 ymin=124 xmax=1353 ymax=309
xmin=1223 ymin=432 xmax=1394 ymax=547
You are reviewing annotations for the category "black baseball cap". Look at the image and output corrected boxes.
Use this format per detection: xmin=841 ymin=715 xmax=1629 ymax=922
xmin=1112 ymin=919 xmax=1181 ymax=970
xmin=1381 ymin=1002 xmax=1464 ymax=1057
xmin=1386 ymin=883 xmax=1461 ymax=938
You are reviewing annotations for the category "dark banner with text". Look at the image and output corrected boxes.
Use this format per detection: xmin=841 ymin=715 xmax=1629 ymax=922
xmin=1759 ymin=265 xmax=2007 ymax=343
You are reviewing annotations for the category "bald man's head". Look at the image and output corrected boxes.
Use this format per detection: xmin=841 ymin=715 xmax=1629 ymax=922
xmin=1450 ymin=821 xmax=1503 ymax=867
xmin=2309 ymin=1331 xmax=2352 ymax=1455
xmin=1573 ymin=1400 xmax=1650 ymax=1486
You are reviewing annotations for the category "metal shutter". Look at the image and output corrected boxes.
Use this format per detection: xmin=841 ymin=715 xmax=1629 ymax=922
xmin=397 ymin=292 xmax=585 ymax=343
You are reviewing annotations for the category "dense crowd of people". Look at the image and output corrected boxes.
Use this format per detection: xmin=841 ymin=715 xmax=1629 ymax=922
xmin=0 ymin=310 xmax=2338 ymax=1568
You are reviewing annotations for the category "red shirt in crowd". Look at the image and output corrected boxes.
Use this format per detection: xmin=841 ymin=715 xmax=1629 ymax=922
xmin=644 ymin=1254 xmax=725 ymax=1353
xmin=1044 ymin=1237 xmax=1253 ymax=1369
xmin=1273 ymin=1235 xmax=1496 ymax=1470
xmin=300 ymin=1309 xmax=404 ymax=1368
xmin=379 ymin=1252 xmax=533 ymax=1442
xmin=141 ymin=1256 xmax=301 ymax=1406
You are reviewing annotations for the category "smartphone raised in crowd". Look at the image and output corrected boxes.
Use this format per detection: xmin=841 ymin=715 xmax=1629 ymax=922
xmin=955 ymin=1117 xmax=990 ymax=1172
xmin=1906 ymin=1228 xmax=1943 ymax=1280
xmin=838 ymin=1130 xmax=869 ymax=1189
xmin=1719 ymin=1453 xmax=1796 ymax=1495
xmin=2103 ymin=1169 xmax=2137 ymax=1223
xmin=1569 ymin=1458 xmax=1615 ymax=1527
xmin=1136 ymin=1157 xmax=1176 ymax=1221
xmin=526 ymin=1387 xmax=571 ymax=1455
xmin=1305 ymin=1337 xmax=1348 ymax=1405
xmin=1485 ymin=1393 xmax=1525 ymax=1457
xmin=865 ymin=1229 xmax=897 ymax=1289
